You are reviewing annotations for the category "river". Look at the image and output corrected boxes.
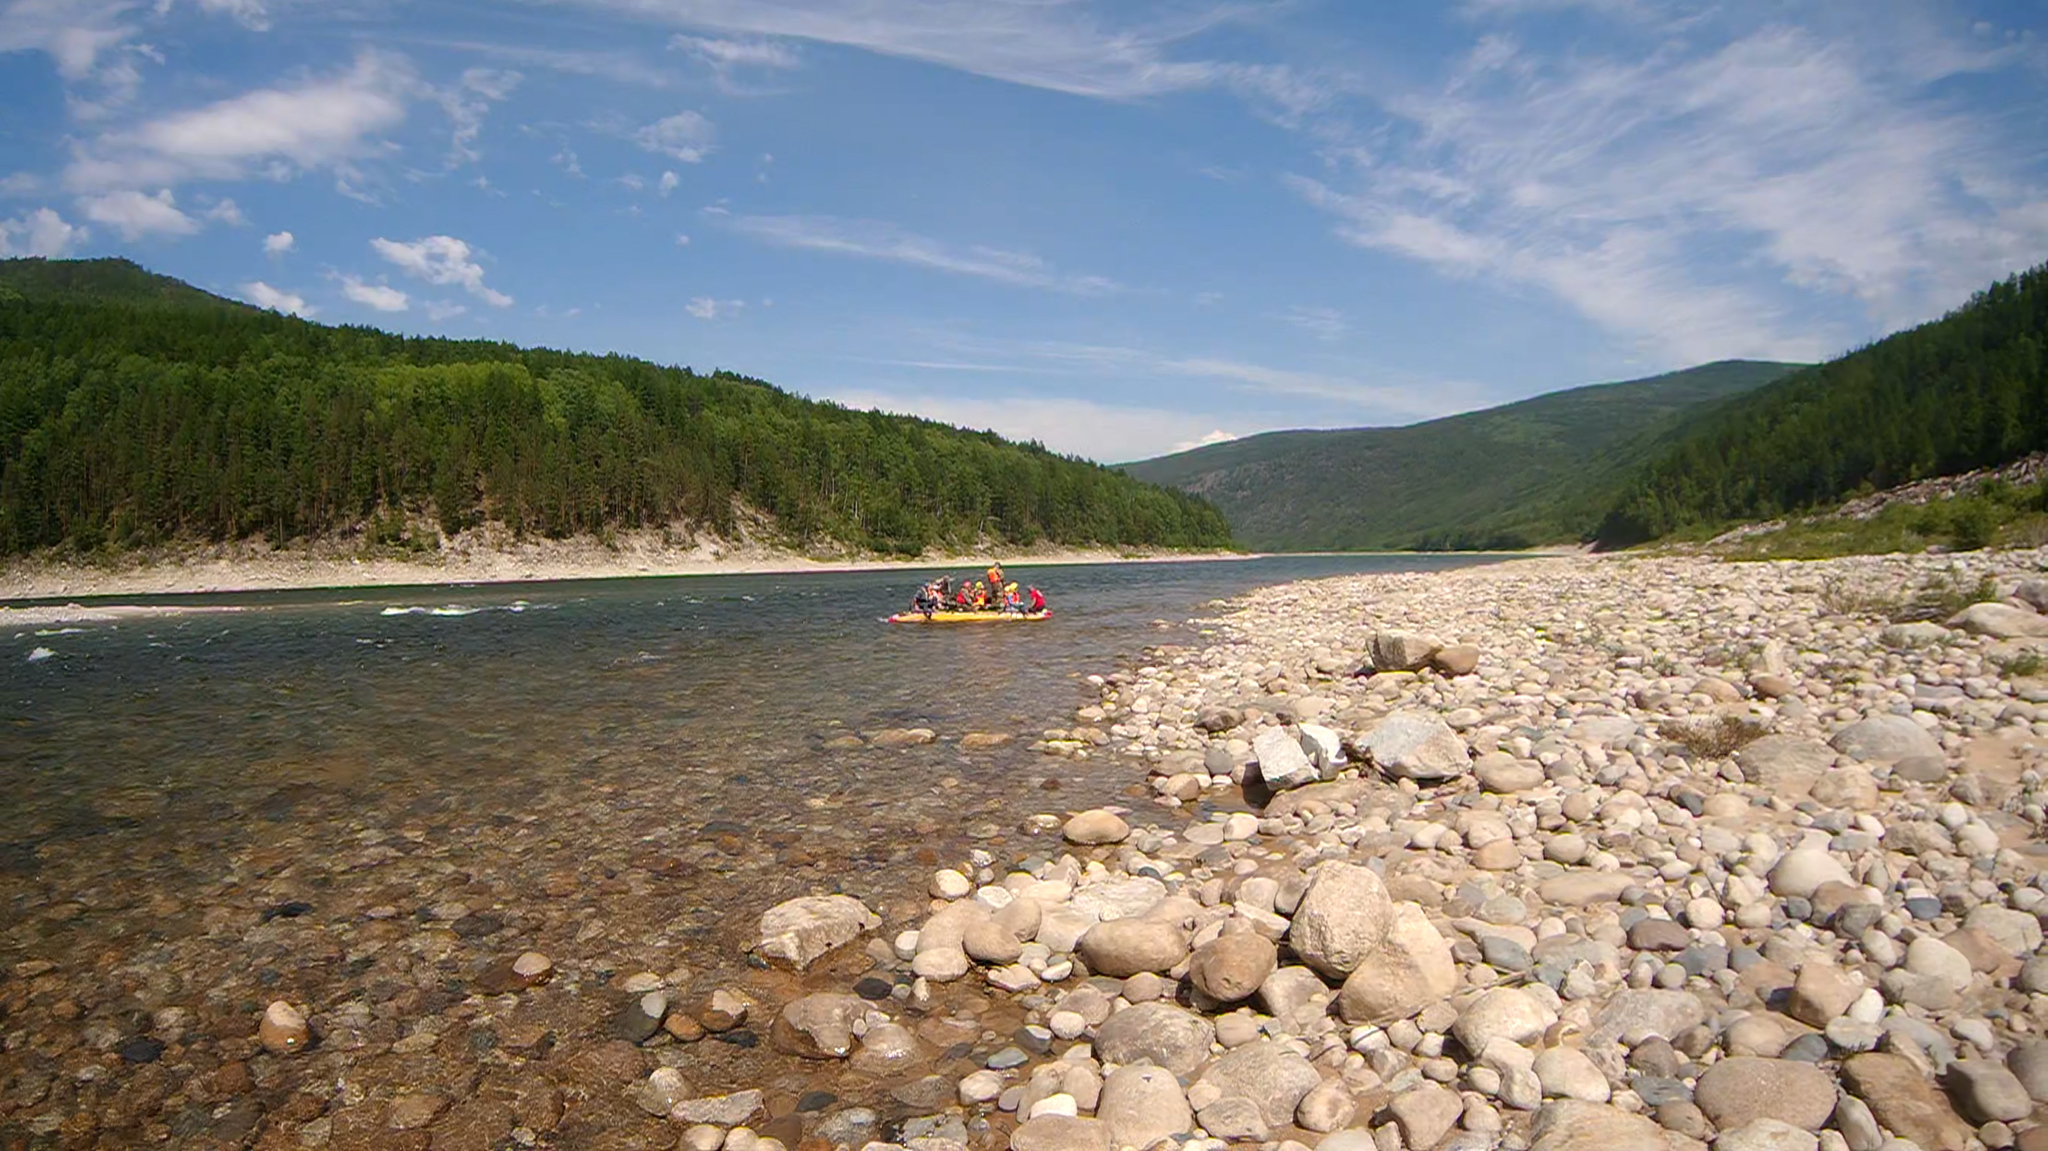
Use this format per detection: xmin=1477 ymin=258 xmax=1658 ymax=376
xmin=0 ymin=554 xmax=1506 ymax=1147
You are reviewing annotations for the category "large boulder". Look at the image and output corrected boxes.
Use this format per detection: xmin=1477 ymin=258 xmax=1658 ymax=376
xmin=1692 ymin=1057 xmax=1835 ymax=1131
xmin=1287 ymin=861 xmax=1392 ymax=978
xmin=1829 ymin=715 xmax=1942 ymax=764
xmin=1947 ymin=602 xmax=2048 ymax=639
xmin=1062 ymin=809 xmax=1130 ymax=846
xmin=1195 ymin=1041 xmax=1322 ymax=1128
xmin=1452 ymin=987 xmax=1556 ymax=1055
xmin=1733 ymin=736 xmax=1835 ymax=793
xmin=1336 ymin=903 xmax=1456 ymax=1024
xmin=768 ymin=993 xmax=875 ymax=1059
xmin=1077 ymin=920 xmax=1188 ymax=978
xmin=1841 ymin=1053 xmax=1970 ymax=1151
xmin=1251 ymin=727 xmax=1319 ymax=791
xmin=754 ymin=895 xmax=879 ymax=970
xmin=1189 ymin=933 xmax=1278 ymax=1005
xmin=2017 ymin=579 xmax=2048 ymax=613
xmin=1369 ymin=630 xmax=1441 ymax=672
xmin=1356 ymin=710 xmax=1470 ymax=781
xmin=1096 ymin=1066 xmax=1191 ymax=1149
xmin=1092 ymin=1002 xmax=1215 ymax=1077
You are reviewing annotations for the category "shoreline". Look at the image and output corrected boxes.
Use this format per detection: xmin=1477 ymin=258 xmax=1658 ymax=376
xmin=0 ymin=540 xmax=1261 ymax=605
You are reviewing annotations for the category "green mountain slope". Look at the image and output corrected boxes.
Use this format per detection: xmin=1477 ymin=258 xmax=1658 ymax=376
xmin=1123 ymin=360 xmax=1802 ymax=551
xmin=0 ymin=257 xmax=1232 ymax=556
xmin=1596 ymin=262 xmax=2048 ymax=548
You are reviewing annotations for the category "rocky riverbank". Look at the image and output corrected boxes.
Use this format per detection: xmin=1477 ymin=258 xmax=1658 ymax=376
xmin=13 ymin=548 xmax=2048 ymax=1151
xmin=689 ymin=549 xmax=2048 ymax=1151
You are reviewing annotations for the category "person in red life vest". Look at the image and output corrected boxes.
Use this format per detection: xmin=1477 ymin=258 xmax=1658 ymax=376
xmin=1027 ymin=586 xmax=1045 ymax=613
xmin=954 ymin=585 xmax=972 ymax=611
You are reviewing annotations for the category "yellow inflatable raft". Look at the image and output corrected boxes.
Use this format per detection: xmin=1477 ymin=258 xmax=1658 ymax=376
xmin=887 ymin=609 xmax=1052 ymax=624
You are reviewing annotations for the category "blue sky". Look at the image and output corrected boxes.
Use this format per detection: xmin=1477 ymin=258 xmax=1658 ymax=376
xmin=2 ymin=0 xmax=2045 ymax=462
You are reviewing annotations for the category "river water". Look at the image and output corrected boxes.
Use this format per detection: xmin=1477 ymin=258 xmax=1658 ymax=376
xmin=0 ymin=555 xmax=1503 ymax=1147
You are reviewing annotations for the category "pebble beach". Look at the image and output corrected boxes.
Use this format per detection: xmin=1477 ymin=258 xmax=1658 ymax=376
xmin=11 ymin=548 xmax=2048 ymax=1151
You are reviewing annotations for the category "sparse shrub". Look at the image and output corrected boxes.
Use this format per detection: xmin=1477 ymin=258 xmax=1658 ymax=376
xmin=1664 ymin=715 xmax=1768 ymax=758
xmin=1819 ymin=576 xmax=1901 ymax=618
xmin=1997 ymin=651 xmax=2047 ymax=678
xmin=1888 ymin=569 xmax=1998 ymax=622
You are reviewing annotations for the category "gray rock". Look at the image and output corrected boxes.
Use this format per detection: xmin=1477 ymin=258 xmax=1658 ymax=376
xmin=1076 ymin=920 xmax=1187 ymax=978
xmin=769 ymin=993 xmax=872 ymax=1059
xmin=1358 ymin=710 xmax=1471 ymax=781
xmin=756 ymin=895 xmax=880 ymax=970
xmin=1881 ymin=621 xmax=1950 ymax=648
xmin=1096 ymin=1066 xmax=1190 ymax=1149
xmin=1288 ymin=860 xmax=1393 ymax=978
xmin=2017 ymin=579 xmax=2048 ymax=613
xmin=1768 ymin=848 xmax=1853 ymax=899
xmin=1904 ymin=936 xmax=1973 ymax=993
xmin=1093 ymin=1002 xmax=1215 ymax=1077
xmin=1297 ymin=723 xmax=1344 ymax=773
xmin=1370 ymin=630 xmax=1441 ymax=672
xmin=1453 ymin=987 xmax=1556 ymax=1055
xmin=1692 ymin=1057 xmax=1835 ymax=1131
xmin=1252 ymin=727 xmax=1320 ymax=791
xmin=1842 ymin=1052 xmax=1971 ymax=1151
xmin=964 ymin=921 xmax=1024 ymax=965
xmin=1259 ymin=964 xmax=1332 ymax=1026
xmin=1942 ymin=1059 xmax=2031 ymax=1123
xmin=1336 ymin=902 xmax=1457 ymax=1025
xmin=1389 ymin=1083 xmax=1462 ymax=1149
xmin=1189 ymin=932 xmax=1278 ymax=1005
xmin=1535 ymin=1045 xmax=1610 ymax=1103
xmin=1734 ymin=736 xmax=1835 ymax=792
xmin=1713 ymin=1118 xmax=1818 ymax=1151
xmin=1529 ymin=1100 xmax=1703 ymax=1151
xmin=1295 ymin=1078 xmax=1357 ymax=1133
xmin=1829 ymin=715 xmax=1942 ymax=764
xmin=1193 ymin=1096 xmax=1267 ymax=1142
xmin=1196 ymin=1041 xmax=1322 ymax=1127
xmin=672 ymin=1090 xmax=764 ymax=1126
xmin=2005 ymin=1040 xmax=2048 ymax=1104
xmin=1947 ymin=602 xmax=2048 ymax=639
xmin=1008 ymin=1115 xmax=1108 ymax=1151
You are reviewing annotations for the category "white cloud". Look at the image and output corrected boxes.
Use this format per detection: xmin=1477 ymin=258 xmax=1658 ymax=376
xmin=1173 ymin=429 xmax=1240 ymax=453
xmin=77 ymin=187 xmax=196 ymax=239
xmin=731 ymin=214 xmax=1122 ymax=294
xmin=560 ymin=0 xmax=1326 ymax=108
xmin=0 ymin=207 xmax=85 ymax=256
xmin=338 ymin=274 xmax=408 ymax=312
xmin=196 ymin=0 xmax=272 ymax=31
xmin=241 ymin=280 xmax=313 ymax=316
xmin=371 ymin=234 xmax=513 ymax=307
xmin=1292 ymin=17 xmax=2048 ymax=363
xmin=424 ymin=300 xmax=468 ymax=321
xmin=1284 ymin=305 xmax=1347 ymax=341
xmin=634 ymin=110 xmax=715 ymax=162
xmin=0 ymin=172 xmax=43 ymax=198
xmin=674 ymin=232 xmax=690 ymax=245
xmin=685 ymin=295 xmax=742 ymax=319
xmin=671 ymin=33 xmax=801 ymax=92
xmin=658 ymin=170 xmax=679 ymax=196
xmin=619 ymin=173 xmax=646 ymax=191
xmin=551 ymin=149 xmax=584 ymax=178
xmin=825 ymin=388 xmax=1259 ymax=463
xmin=203 ymin=198 xmax=246 ymax=226
xmin=263 ymin=229 xmax=294 ymax=254
xmin=64 ymin=50 xmax=413 ymax=192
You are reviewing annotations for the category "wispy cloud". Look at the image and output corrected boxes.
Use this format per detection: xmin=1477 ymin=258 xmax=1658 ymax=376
xmin=672 ymin=33 xmax=801 ymax=92
xmin=1292 ymin=16 xmax=2048 ymax=364
xmin=1284 ymin=305 xmax=1347 ymax=341
xmin=338 ymin=274 xmax=408 ymax=312
xmin=634 ymin=110 xmax=716 ymax=162
xmin=63 ymin=50 xmax=413 ymax=193
xmin=731 ymin=214 xmax=1122 ymax=294
xmin=686 ymin=295 xmax=743 ymax=319
xmin=431 ymin=40 xmax=676 ymax=88
xmin=824 ymin=387 xmax=1257 ymax=463
xmin=550 ymin=0 xmax=1339 ymax=113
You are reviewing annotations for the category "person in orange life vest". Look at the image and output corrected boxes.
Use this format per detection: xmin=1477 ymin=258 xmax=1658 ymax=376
xmin=986 ymin=562 xmax=1003 ymax=593
xmin=1027 ymin=586 xmax=1045 ymax=613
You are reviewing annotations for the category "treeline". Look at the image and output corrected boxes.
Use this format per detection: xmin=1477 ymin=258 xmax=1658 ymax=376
xmin=1596 ymin=261 xmax=2048 ymax=547
xmin=0 ymin=259 xmax=1233 ymax=556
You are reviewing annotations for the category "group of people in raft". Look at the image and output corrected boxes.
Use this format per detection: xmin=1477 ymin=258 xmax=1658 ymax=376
xmin=908 ymin=561 xmax=1047 ymax=618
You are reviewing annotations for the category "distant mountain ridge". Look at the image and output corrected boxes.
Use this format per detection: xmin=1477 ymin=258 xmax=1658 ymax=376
xmin=0 ymin=257 xmax=1233 ymax=557
xmin=1123 ymin=360 xmax=1804 ymax=551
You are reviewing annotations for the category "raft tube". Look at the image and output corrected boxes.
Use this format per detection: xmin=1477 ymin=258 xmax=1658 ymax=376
xmin=886 ymin=609 xmax=1052 ymax=624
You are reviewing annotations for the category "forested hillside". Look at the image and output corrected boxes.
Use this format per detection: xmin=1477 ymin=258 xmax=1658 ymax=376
xmin=0 ymin=258 xmax=1232 ymax=556
xmin=1123 ymin=361 xmax=1800 ymax=550
xmin=1596 ymin=262 xmax=2048 ymax=548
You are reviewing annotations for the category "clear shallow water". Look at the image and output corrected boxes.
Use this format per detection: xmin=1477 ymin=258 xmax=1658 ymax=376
xmin=0 ymin=554 xmax=1505 ymax=1144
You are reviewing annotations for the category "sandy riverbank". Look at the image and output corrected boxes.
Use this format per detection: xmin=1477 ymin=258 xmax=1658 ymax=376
xmin=0 ymin=532 xmax=1255 ymax=603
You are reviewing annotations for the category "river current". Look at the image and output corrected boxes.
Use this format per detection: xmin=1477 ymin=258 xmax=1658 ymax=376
xmin=0 ymin=555 xmax=1504 ymax=1146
